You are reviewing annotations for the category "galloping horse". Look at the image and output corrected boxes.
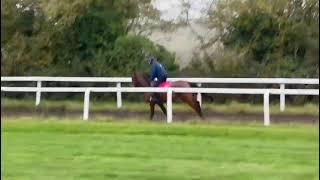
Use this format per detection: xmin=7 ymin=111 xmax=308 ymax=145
xmin=132 ymin=72 xmax=204 ymax=120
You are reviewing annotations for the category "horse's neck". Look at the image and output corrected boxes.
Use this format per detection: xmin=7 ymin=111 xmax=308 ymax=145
xmin=141 ymin=73 xmax=151 ymax=87
xmin=141 ymin=80 xmax=150 ymax=87
xmin=133 ymin=73 xmax=150 ymax=87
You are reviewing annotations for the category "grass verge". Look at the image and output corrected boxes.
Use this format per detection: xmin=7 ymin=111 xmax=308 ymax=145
xmin=1 ymin=98 xmax=319 ymax=115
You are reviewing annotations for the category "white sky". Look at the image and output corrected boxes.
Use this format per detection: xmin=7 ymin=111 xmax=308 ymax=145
xmin=153 ymin=0 xmax=212 ymax=20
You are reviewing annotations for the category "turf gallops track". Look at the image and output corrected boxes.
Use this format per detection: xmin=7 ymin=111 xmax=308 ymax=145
xmin=1 ymin=119 xmax=319 ymax=180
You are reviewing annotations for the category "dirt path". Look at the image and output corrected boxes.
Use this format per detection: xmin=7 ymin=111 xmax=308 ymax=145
xmin=1 ymin=107 xmax=318 ymax=124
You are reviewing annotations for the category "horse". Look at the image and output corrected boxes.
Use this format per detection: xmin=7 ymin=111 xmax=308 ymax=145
xmin=132 ymin=72 xmax=204 ymax=120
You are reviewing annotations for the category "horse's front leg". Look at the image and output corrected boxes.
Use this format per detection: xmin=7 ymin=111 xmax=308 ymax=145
xmin=149 ymin=102 xmax=155 ymax=120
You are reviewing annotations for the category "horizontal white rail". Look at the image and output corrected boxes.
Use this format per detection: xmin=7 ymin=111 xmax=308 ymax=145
xmin=169 ymin=78 xmax=319 ymax=84
xmin=1 ymin=87 xmax=166 ymax=93
xmin=1 ymin=76 xmax=132 ymax=82
xmin=1 ymin=86 xmax=318 ymax=126
xmin=270 ymin=89 xmax=320 ymax=95
xmin=1 ymin=87 xmax=319 ymax=95
xmin=1 ymin=76 xmax=319 ymax=84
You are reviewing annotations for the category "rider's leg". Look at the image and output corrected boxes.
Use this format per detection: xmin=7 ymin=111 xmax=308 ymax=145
xmin=150 ymin=80 xmax=160 ymax=103
xmin=154 ymin=77 xmax=167 ymax=102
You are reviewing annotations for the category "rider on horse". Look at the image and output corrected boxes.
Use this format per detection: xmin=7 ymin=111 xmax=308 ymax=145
xmin=147 ymin=55 xmax=168 ymax=103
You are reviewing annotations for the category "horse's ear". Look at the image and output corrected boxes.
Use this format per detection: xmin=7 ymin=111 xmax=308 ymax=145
xmin=132 ymin=72 xmax=140 ymax=87
xmin=131 ymin=73 xmax=135 ymax=84
xmin=132 ymin=72 xmax=139 ymax=80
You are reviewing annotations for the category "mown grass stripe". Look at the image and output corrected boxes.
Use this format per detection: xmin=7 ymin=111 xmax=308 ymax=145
xmin=2 ymin=119 xmax=318 ymax=141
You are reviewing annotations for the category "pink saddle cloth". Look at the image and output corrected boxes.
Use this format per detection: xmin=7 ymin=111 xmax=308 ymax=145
xmin=159 ymin=81 xmax=171 ymax=88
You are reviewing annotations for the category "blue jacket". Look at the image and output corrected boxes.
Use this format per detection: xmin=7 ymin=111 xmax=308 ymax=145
xmin=150 ymin=61 xmax=167 ymax=82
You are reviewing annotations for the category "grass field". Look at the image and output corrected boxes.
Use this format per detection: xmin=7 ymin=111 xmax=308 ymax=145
xmin=1 ymin=118 xmax=319 ymax=180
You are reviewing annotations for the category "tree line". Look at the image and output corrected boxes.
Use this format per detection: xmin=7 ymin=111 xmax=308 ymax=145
xmin=1 ymin=0 xmax=178 ymax=77
xmin=183 ymin=0 xmax=319 ymax=78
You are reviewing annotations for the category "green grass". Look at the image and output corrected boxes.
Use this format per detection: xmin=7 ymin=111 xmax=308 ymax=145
xmin=1 ymin=97 xmax=319 ymax=115
xmin=1 ymin=118 xmax=319 ymax=180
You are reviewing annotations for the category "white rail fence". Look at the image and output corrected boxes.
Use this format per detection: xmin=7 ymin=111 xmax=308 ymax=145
xmin=1 ymin=76 xmax=319 ymax=111
xmin=1 ymin=86 xmax=319 ymax=126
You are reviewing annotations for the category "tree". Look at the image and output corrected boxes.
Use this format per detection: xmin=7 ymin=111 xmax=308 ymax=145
xmin=1 ymin=0 xmax=178 ymax=77
xmin=1 ymin=0 xmax=52 ymax=75
xmin=185 ymin=0 xmax=319 ymax=78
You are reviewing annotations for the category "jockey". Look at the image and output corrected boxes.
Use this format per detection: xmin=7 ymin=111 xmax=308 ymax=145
xmin=147 ymin=56 xmax=168 ymax=103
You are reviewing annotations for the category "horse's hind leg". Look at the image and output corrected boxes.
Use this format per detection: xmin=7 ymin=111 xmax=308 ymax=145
xmin=192 ymin=99 xmax=204 ymax=119
xmin=178 ymin=93 xmax=204 ymax=119
xmin=195 ymin=100 xmax=204 ymax=119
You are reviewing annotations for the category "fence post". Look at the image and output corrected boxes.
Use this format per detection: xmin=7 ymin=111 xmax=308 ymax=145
xmin=197 ymin=83 xmax=202 ymax=106
xmin=167 ymin=88 xmax=173 ymax=123
xmin=264 ymin=91 xmax=270 ymax=126
xmin=83 ymin=89 xmax=90 ymax=121
xmin=280 ymin=83 xmax=285 ymax=112
xmin=35 ymin=81 xmax=42 ymax=106
xmin=116 ymin=82 xmax=122 ymax=108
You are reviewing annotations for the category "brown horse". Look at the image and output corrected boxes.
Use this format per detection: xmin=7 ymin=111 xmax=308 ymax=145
xmin=132 ymin=72 xmax=204 ymax=120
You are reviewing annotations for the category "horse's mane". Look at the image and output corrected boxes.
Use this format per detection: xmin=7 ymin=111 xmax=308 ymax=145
xmin=132 ymin=72 xmax=151 ymax=87
xmin=141 ymin=72 xmax=150 ymax=83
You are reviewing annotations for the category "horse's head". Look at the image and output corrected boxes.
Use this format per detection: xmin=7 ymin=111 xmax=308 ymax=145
xmin=132 ymin=72 xmax=151 ymax=87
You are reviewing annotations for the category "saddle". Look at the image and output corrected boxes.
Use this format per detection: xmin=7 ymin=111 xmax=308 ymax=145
xmin=159 ymin=81 xmax=171 ymax=88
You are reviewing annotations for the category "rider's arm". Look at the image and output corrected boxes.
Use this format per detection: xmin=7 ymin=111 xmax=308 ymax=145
xmin=150 ymin=63 xmax=157 ymax=81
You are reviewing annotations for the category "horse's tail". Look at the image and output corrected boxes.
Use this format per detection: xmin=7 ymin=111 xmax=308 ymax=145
xmin=189 ymin=83 xmax=214 ymax=102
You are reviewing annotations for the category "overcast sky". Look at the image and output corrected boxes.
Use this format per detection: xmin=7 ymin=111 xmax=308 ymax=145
xmin=153 ymin=0 xmax=212 ymax=20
